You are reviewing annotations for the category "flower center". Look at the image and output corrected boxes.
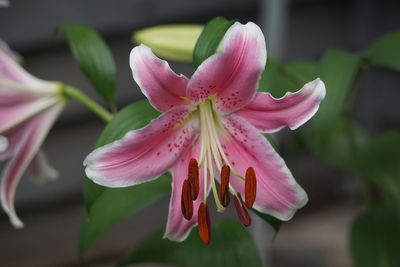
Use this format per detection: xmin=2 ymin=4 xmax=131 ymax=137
xmin=180 ymin=99 xmax=258 ymax=244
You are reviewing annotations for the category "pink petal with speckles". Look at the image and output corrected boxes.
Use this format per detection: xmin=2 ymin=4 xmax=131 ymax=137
xmin=219 ymin=115 xmax=308 ymax=221
xmin=164 ymin=142 xmax=210 ymax=242
xmin=187 ymin=22 xmax=266 ymax=113
xmin=130 ymin=45 xmax=189 ymax=112
xmin=236 ymin=78 xmax=326 ymax=133
xmin=84 ymin=106 xmax=199 ymax=188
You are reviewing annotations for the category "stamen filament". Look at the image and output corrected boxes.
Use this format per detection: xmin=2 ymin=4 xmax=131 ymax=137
xmin=229 ymin=184 xmax=238 ymax=195
xmin=203 ymin=101 xmax=244 ymax=181
xmin=207 ymin=143 xmax=225 ymax=212
xmin=203 ymin=149 xmax=208 ymax=203
xmin=200 ymin=101 xmax=225 ymax=212
xmin=197 ymin=99 xmax=249 ymax=213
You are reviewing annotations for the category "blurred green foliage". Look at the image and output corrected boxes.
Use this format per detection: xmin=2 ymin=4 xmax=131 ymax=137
xmin=119 ymin=220 xmax=262 ymax=267
xmin=56 ymin=24 xmax=117 ymax=106
xmin=192 ymin=17 xmax=234 ymax=68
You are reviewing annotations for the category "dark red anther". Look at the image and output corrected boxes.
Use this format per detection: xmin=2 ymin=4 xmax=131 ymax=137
xmin=197 ymin=203 xmax=211 ymax=244
xmin=244 ymin=167 xmax=257 ymax=209
xmin=219 ymin=165 xmax=230 ymax=207
xmin=188 ymin=158 xmax=199 ymax=200
xmin=181 ymin=179 xmax=193 ymax=220
xmin=233 ymin=193 xmax=252 ymax=227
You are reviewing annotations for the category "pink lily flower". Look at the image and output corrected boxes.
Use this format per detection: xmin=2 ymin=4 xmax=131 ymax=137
xmin=0 ymin=42 xmax=66 ymax=228
xmin=84 ymin=22 xmax=326 ymax=243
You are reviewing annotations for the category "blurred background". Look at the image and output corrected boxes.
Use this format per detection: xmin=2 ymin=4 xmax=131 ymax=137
xmin=0 ymin=0 xmax=399 ymax=266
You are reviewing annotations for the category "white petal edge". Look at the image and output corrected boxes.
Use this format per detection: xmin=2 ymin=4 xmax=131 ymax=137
xmin=283 ymin=78 xmax=326 ymax=131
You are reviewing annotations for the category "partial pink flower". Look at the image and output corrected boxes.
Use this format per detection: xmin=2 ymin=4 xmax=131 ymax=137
xmin=84 ymin=22 xmax=326 ymax=243
xmin=0 ymin=41 xmax=66 ymax=228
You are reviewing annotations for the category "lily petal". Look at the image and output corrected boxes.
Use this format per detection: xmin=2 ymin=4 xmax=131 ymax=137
xmin=0 ymin=120 xmax=29 ymax=161
xmin=1 ymin=102 xmax=64 ymax=228
xmin=219 ymin=115 xmax=308 ymax=220
xmin=164 ymin=142 xmax=210 ymax=241
xmin=187 ymin=22 xmax=266 ymax=113
xmin=130 ymin=45 xmax=189 ymax=112
xmin=236 ymin=79 xmax=326 ymax=133
xmin=0 ymin=39 xmax=18 ymax=62
xmin=0 ymin=45 xmax=58 ymax=95
xmin=0 ymin=96 xmax=60 ymax=133
xmin=0 ymin=135 xmax=7 ymax=152
xmin=28 ymin=151 xmax=59 ymax=184
xmin=84 ymin=106 xmax=199 ymax=188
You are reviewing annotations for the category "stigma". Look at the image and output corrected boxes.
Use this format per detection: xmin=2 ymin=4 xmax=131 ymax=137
xmin=180 ymin=99 xmax=258 ymax=244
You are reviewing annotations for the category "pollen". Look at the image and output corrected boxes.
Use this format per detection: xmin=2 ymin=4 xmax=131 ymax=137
xmin=233 ymin=193 xmax=252 ymax=227
xmin=244 ymin=167 xmax=257 ymax=209
xmin=197 ymin=203 xmax=211 ymax=244
xmin=219 ymin=165 xmax=230 ymax=207
xmin=181 ymin=179 xmax=193 ymax=220
xmin=188 ymin=158 xmax=199 ymax=200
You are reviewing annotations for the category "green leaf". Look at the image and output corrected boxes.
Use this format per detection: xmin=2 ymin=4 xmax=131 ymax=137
xmin=193 ymin=17 xmax=234 ymax=68
xmin=133 ymin=24 xmax=204 ymax=63
xmin=56 ymin=23 xmax=116 ymax=103
xmin=83 ymin=100 xmax=161 ymax=212
xmin=351 ymin=133 xmax=400 ymax=267
xmin=355 ymin=131 xmax=400 ymax=201
xmin=80 ymin=100 xmax=168 ymax=255
xmin=258 ymin=58 xmax=317 ymax=97
xmin=351 ymin=205 xmax=400 ymax=267
xmin=303 ymin=49 xmax=361 ymax=153
xmin=258 ymin=57 xmax=297 ymax=96
xmin=285 ymin=60 xmax=318 ymax=82
xmin=322 ymin=119 xmax=368 ymax=171
xmin=120 ymin=220 xmax=263 ymax=267
xmin=364 ymin=31 xmax=400 ymax=71
xmin=80 ymin=175 xmax=171 ymax=256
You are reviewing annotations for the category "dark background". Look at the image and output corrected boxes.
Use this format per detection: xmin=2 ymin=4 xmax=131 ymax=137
xmin=0 ymin=0 xmax=399 ymax=266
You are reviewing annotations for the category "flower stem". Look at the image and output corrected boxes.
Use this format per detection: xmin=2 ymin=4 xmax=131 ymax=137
xmin=62 ymin=85 xmax=113 ymax=122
